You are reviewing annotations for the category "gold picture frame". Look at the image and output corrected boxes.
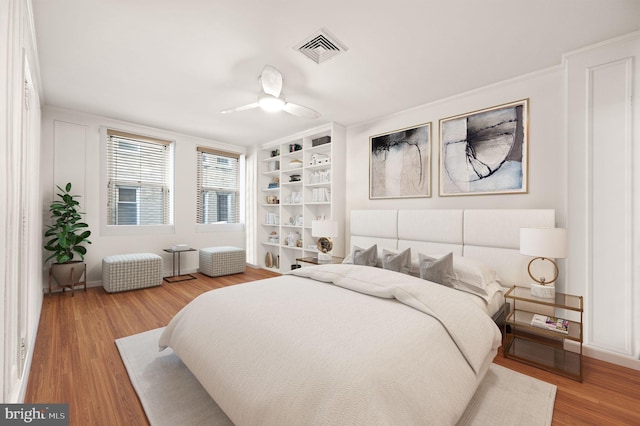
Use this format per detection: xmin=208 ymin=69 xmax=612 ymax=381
xmin=439 ymin=99 xmax=528 ymax=196
xmin=369 ymin=122 xmax=431 ymax=199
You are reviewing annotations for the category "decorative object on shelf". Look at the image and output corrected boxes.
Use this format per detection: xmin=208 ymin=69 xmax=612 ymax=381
xmin=268 ymin=160 xmax=279 ymax=171
xmin=312 ymin=136 xmax=331 ymax=147
xmin=309 ymin=169 xmax=330 ymax=184
xmin=266 ymin=195 xmax=278 ymax=204
xmin=309 ymin=153 xmax=330 ymax=166
xmin=265 ymin=212 xmax=279 ymax=225
xmin=268 ymin=231 xmax=279 ymax=243
xmin=439 ymin=99 xmax=528 ymax=196
xmin=289 ymin=159 xmax=303 ymax=169
xmin=530 ymin=314 xmax=569 ymax=334
xmin=285 ymin=191 xmax=302 ymax=204
xmin=44 ymin=182 xmax=91 ymax=296
xmin=289 ymin=143 xmax=302 ymax=152
xmin=265 ymin=251 xmax=274 ymax=268
xmin=287 ymin=232 xmax=301 ymax=247
xmin=286 ymin=214 xmax=303 ymax=227
xmin=312 ymin=220 xmax=338 ymax=262
xmin=370 ymin=122 xmax=431 ymax=199
xmin=271 ymin=149 xmax=279 ymax=157
xmin=289 ymin=174 xmax=301 ymax=182
xmin=520 ymin=227 xmax=567 ymax=298
xmin=275 ymin=255 xmax=280 ymax=269
xmin=311 ymin=188 xmax=330 ymax=202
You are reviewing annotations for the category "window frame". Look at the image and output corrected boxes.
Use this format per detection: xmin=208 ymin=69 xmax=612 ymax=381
xmin=195 ymin=146 xmax=245 ymax=233
xmin=100 ymin=127 xmax=175 ymax=236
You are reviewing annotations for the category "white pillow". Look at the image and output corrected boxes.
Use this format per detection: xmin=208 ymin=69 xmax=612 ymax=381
xmin=418 ymin=253 xmax=497 ymax=296
xmin=457 ymin=279 xmax=505 ymax=303
xmin=452 ymin=256 xmax=497 ymax=296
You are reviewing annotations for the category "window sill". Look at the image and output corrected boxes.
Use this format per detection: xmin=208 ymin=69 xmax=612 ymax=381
xmin=196 ymin=223 xmax=244 ymax=233
xmin=102 ymin=224 xmax=175 ymax=236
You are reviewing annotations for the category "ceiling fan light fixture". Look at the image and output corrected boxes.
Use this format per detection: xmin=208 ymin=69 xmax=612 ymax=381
xmin=258 ymin=94 xmax=285 ymax=112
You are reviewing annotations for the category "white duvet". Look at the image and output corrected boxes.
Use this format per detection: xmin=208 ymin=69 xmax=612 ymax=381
xmin=159 ymin=264 xmax=502 ymax=425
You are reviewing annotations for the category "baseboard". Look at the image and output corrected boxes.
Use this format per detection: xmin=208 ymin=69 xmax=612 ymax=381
xmin=565 ymin=340 xmax=640 ymax=371
xmin=15 ymin=295 xmax=43 ymax=402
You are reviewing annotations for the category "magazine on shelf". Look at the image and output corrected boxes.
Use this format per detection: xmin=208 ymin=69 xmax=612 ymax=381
xmin=530 ymin=314 xmax=569 ymax=334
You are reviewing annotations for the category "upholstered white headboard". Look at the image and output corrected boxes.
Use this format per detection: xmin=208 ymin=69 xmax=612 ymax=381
xmin=349 ymin=209 xmax=555 ymax=287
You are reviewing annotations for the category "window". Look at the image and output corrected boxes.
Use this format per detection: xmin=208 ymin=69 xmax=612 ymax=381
xmin=106 ymin=129 xmax=172 ymax=226
xmin=197 ymin=147 xmax=240 ymax=224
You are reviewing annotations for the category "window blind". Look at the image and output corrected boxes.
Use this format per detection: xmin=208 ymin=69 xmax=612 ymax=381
xmin=106 ymin=130 xmax=172 ymax=226
xmin=197 ymin=147 xmax=240 ymax=224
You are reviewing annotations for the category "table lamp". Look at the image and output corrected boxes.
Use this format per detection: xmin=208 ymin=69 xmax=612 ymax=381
xmin=311 ymin=220 xmax=338 ymax=262
xmin=520 ymin=227 xmax=567 ymax=298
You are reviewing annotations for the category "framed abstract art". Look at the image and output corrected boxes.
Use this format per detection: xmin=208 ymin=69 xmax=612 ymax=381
xmin=439 ymin=99 xmax=528 ymax=196
xmin=369 ymin=123 xmax=431 ymax=199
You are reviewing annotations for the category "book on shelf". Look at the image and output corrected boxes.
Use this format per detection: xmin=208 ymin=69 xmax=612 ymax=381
xmin=530 ymin=314 xmax=569 ymax=334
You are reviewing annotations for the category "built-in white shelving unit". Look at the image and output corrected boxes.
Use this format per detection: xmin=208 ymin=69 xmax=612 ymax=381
xmin=257 ymin=123 xmax=346 ymax=273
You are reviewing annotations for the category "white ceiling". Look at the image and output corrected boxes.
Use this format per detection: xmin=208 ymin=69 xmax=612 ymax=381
xmin=31 ymin=0 xmax=640 ymax=146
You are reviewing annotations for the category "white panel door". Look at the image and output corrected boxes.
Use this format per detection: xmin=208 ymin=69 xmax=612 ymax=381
xmin=565 ymin=33 xmax=640 ymax=358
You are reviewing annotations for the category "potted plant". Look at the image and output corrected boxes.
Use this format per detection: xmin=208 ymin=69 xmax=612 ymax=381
xmin=44 ymin=183 xmax=91 ymax=292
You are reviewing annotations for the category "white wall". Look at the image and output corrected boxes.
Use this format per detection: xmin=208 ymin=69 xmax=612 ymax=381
xmin=1 ymin=0 xmax=44 ymax=403
xmin=344 ymin=34 xmax=640 ymax=370
xmin=40 ymin=107 xmax=247 ymax=284
xmin=345 ymin=66 xmax=567 ymax=259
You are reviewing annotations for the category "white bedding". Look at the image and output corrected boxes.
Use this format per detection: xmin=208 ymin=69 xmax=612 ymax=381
xmin=461 ymin=281 xmax=508 ymax=317
xmin=159 ymin=264 xmax=502 ymax=425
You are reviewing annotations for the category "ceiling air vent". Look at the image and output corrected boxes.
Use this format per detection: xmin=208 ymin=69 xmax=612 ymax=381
xmin=295 ymin=29 xmax=348 ymax=64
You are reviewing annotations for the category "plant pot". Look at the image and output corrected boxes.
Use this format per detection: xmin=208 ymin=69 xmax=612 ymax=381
xmin=50 ymin=261 xmax=85 ymax=288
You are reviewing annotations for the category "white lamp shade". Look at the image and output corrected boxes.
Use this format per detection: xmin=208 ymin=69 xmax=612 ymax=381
xmin=311 ymin=220 xmax=338 ymax=238
xmin=520 ymin=227 xmax=567 ymax=259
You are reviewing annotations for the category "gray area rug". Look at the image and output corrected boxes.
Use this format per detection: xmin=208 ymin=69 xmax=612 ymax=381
xmin=116 ymin=328 xmax=556 ymax=426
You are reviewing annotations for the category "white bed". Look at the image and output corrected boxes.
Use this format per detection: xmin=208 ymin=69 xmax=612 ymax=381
xmin=159 ymin=209 xmax=555 ymax=425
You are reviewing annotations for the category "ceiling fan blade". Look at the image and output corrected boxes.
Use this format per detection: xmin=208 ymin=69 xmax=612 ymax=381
xmin=283 ymin=102 xmax=321 ymax=119
xmin=260 ymin=65 xmax=283 ymax=98
xmin=220 ymin=102 xmax=260 ymax=114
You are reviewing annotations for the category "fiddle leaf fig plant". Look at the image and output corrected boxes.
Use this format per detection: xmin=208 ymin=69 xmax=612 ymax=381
xmin=44 ymin=183 xmax=92 ymax=264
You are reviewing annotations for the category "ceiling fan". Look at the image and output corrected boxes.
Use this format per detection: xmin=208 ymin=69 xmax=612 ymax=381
xmin=221 ymin=65 xmax=320 ymax=119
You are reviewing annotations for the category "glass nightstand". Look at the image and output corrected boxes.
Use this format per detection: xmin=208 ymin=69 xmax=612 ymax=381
xmin=503 ymin=285 xmax=584 ymax=381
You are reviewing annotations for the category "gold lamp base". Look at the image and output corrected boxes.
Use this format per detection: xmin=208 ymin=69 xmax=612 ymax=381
xmin=317 ymin=237 xmax=333 ymax=262
xmin=528 ymin=257 xmax=558 ymax=299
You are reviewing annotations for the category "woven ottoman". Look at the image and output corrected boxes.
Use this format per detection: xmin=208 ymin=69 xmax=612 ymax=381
xmin=199 ymin=246 xmax=246 ymax=277
xmin=102 ymin=253 xmax=163 ymax=293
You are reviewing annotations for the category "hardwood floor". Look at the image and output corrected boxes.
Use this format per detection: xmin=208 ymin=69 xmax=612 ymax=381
xmin=26 ymin=270 xmax=640 ymax=425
